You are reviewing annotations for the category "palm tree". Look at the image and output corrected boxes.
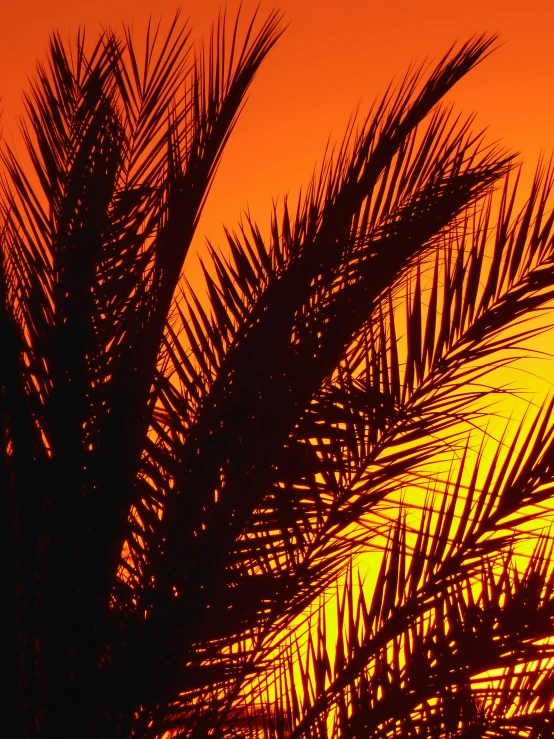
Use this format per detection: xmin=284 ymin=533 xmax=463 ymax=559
xmin=4 ymin=7 xmax=554 ymax=738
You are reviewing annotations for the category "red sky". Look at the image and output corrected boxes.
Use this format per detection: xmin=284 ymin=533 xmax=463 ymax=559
xmin=2 ymin=0 xmax=553 ymax=266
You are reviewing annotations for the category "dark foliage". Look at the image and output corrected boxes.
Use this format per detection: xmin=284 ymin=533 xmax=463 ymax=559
xmin=3 ymin=9 xmax=554 ymax=739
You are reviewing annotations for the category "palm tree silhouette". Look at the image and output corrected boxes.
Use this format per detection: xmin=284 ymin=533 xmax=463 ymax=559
xmin=4 ymin=8 xmax=554 ymax=738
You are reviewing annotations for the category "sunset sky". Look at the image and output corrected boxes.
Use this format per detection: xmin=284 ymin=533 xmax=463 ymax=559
xmin=7 ymin=4 xmax=554 ymax=730
xmin=2 ymin=0 xmax=554 ymax=263
xmin=6 ymin=4 xmax=554 ymax=723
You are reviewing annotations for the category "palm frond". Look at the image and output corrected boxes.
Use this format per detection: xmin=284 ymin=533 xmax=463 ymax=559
xmin=112 ymin=36 xmax=523 ymax=733
xmin=241 ymin=511 xmax=554 ymax=739
xmin=235 ymin=391 xmax=554 ymax=737
xmin=1 ymin=11 xmax=284 ymax=735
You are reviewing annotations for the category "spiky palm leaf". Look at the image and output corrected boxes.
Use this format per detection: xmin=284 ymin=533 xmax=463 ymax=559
xmin=243 ymin=410 xmax=554 ymax=739
xmin=2 ymin=10 xmax=283 ymax=737
xmin=142 ymin=56 xmax=554 ymax=739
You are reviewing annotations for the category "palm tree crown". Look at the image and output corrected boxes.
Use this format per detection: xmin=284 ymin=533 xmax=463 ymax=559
xmin=4 ymin=8 xmax=554 ymax=739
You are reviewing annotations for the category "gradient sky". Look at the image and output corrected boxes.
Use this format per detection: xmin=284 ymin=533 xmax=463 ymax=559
xmin=5 ymin=0 xmax=554 ymax=656
xmin=2 ymin=0 xmax=554 ymax=262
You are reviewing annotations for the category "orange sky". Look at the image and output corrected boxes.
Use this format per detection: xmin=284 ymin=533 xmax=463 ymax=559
xmin=2 ymin=0 xmax=554 ymax=264
xmin=6 ymin=0 xmax=553 ymax=695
